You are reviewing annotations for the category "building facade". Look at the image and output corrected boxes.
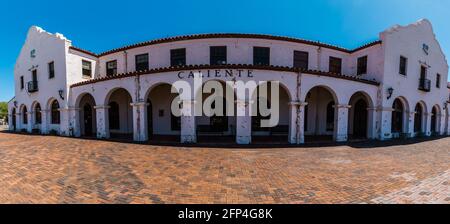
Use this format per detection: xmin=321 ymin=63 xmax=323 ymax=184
xmin=7 ymin=19 xmax=450 ymax=144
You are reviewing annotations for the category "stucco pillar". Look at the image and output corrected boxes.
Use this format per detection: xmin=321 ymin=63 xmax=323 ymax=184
xmin=41 ymin=109 xmax=49 ymax=134
xmin=69 ymin=107 xmax=81 ymax=137
xmin=236 ymin=100 xmax=251 ymax=144
xmin=379 ymin=107 xmax=394 ymax=140
xmin=439 ymin=113 xmax=446 ymax=135
xmin=334 ymin=104 xmax=350 ymax=142
xmin=94 ymin=105 xmax=110 ymax=139
xmin=446 ymin=107 xmax=450 ymax=135
xmin=367 ymin=107 xmax=377 ymax=139
xmin=26 ymin=111 xmax=33 ymax=133
xmin=288 ymin=101 xmax=307 ymax=144
xmin=425 ymin=112 xmax=432 ymax=136
xmin=131 ymin=102 xmax=148 ymax=142
xmin=407 ymin=111 xmax=415 ymax=138
xmin=8 ymin=113 xmax=14 ymax=131
xmin=181 ymin=99 xmax=196 ymax=143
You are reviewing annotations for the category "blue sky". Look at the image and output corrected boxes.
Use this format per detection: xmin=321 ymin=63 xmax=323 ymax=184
xmin=1 ymin=0 xmax=449 ymax=102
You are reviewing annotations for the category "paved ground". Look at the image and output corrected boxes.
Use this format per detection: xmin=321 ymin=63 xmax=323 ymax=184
xmin=0 ymin=132 xmax=448 ymax=204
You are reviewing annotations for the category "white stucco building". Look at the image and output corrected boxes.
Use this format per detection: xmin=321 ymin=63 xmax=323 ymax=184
xmin=7 ymin=19 xmax=450 ymax=144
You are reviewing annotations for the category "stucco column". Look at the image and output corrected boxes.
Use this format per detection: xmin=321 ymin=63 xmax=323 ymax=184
xmin=69 ymin=107 xmax=81 ymax=137
xmin=94 ymin=105 xmax=110 ymax=139
xmin=236 ymin=99 xmax=251 ymax=144
xmin=439 ymin=113 xmax=446 ymax=135
xmin=407 ymin=111 xmax=415 ymax=138
xmin=379 ymin=107 xmax=394 ymax=140
xmin=26 ymin=111 xmax=33 ymax=133
xmin=288 ymin=101 xmax=307 ymax=144
xmin=40 ymin=109 xmax=49 ymax=134
xmin=131 ymin=102 xmax=148 ymax=142
xmin=446 ymin=107 xmax=450 ymax=135
xmin=181 ymin=99 xmax=196 ymax=143
xmin=425 ymin=112 xmax=432 ymax=136
xmin=367 ymin=107 xmax=377 ymax=139
xmin=334 ymin=104 xmax=350 ymax=142
xmin=8 ymin=113 xmax=14 ymax=131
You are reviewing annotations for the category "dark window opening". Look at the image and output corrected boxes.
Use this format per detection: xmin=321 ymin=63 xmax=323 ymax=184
xmin=357 ymin=56 xmax=368 ymax=75
xmin=210 ymin=46 xmax=227 ymax=65
xmin=22 ymin=107 xmax=28 ymax=124
xmin=253 ymin=47 xmax=270 ymax=66
xmin=82 ymin=60 xmax=92 ymax=77
xmin=106 ymin=60 xmax=117 ymax=76
xmin=135 ymin=54 xmax=149 ymax=71
xmin=326 ymin=101 xmax=335 ymax=131
xmin=20 ymin=76 xmax=24 ymax=89
xmin=35 ymin=104 xmax=42 ymax=124
xmin=399 ymin=56 xmax=407 ymax=75
xmin=170 ymin=48 xmax=186 ymax=66
xmin=108 ymin=102 xmax=120 ymax=130
xmin=48 ymin=62 xmax=55 ymax=79
xmin=436 ymin=73 xmax=441 ymax=88
xmin=171 ymin=113 xmax=181 ymax=131
xmin=329 ymin=57 xmax=342 ymax=74
xmin=293 ymin=51 xmax=309 ymax=70
xmin=51 ymin=100 xmax=60 ymax=124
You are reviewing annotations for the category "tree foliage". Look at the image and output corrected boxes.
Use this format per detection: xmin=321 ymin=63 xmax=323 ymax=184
xmin=0 ymin=102 xmax=7 ymax=120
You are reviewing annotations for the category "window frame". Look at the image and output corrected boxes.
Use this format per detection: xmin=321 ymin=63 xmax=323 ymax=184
xmin=51 ymin=100 xmax=60 ymax=125
xmin=48 ymin=61 xmax=55 ymax=79
xmin=210 ymin=46 xmax=227 ymax=65
xmin=82 ymin=60 xmax=92 ymax=78
xmin=170 ymin=48 xmax=186 ymax=66
xmin=436 ymin=73 xmax=441 ymax=88
xmin=253 ymin=47 xmax=270 ymax=66
xmin=357 ymin=55 xmax=368 ymax=75
xmin=20 ymin=76 xmax=24 ymax=90
xmin=293 ymin=50 xmax=309 ymax=70
xmin=329 ymin=56 xmax=342 ymax=74
xmin=106 ymin=60 xmax=118 ymax=76
xmin=399 ymin=56 xmax=408 ymax=76
xmin=135 ymin=53 xmax=149 ymax=71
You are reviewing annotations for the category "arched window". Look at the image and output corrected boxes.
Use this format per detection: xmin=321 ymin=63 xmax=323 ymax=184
xmin=35 ymin=104 xmax=42 ymax=124
xmin=51 ymin=100 xmax=60 ymax=124
xmin=391 ymin=99 xmax=403 ymax=133
xmin=108 ymin=101 xmax=120 ymax=130
xmin=326 ymin=101 xmax=335 ymax=131
xmin=22 ymin=106 xmax=28 ymax=125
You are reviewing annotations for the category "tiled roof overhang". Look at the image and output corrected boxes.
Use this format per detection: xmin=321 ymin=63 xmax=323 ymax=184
xmin=69 ymin=33 xmax=382 ymax=58
xmin=70 ymin=64 xmax=380 ymax=88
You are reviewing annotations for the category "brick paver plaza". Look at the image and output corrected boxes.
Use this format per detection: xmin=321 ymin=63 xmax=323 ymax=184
xmin=0 ymin=132 xmax=448 ymax=204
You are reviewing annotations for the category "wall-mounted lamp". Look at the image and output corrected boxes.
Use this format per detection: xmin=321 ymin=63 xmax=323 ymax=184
xmin=387 ymin=87 xmax=394 ymax=100
xmin=58 ymin=89 xmax=65 ymax=100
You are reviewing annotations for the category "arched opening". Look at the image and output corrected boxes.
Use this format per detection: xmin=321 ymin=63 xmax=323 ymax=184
xmin=78 ymin=93 xmax=97 ymax=137
xmin=50 ymin=100 xmax=60 ymax=124
xmin=414 ymin=103 xmax=426 ymax=135
xmin=22 ymin=105 xmax=28 ymax=126
xmin=304 ymin=86 xmax=337 ymax=142
xmin=196 ymin=80 xmax=235 ymax=143
xmin=34 ymin=103 xmax=42 ymax=125
xmin=348 ymin=92 xmax=371 ymax=140
xmin=431 ymin=105 xmax=440 ymax=135
xmin=146 ymin=84 xmax=180 ymax=142
xmin=106 ymin=88 xmax=133 ymax=140
xmin=251 ymin=82 xmax=291 ymax=143
xmin=11 ymin=108 xmax=16 ymax=131
xmin=391 ymin=98 xmax=409 ymax=137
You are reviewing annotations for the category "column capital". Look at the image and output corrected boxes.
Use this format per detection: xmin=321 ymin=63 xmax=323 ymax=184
xmin=130 ymin=102 xmax=149 ymax=107
xmin=334 ymin=104 xmax=351 ymax=109
xmin=94 ymin=105 xmax=110 ymax=110
xmin=235 ymin=100 xmax=253 ymax=106
xmin=288 ymin=101 xmax=308 ymax=107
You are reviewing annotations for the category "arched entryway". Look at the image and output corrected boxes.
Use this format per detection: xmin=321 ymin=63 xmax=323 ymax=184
xmin=195 ymin=80 xmax=236 ymax=143
xmin=252 ymin=82 xmax=291 ymax=143
xmin=106 ymin=88 xmax=133 ymax=140
xmin=391 ymin=97 xmax=409 ymax=138
xmin=304 ymin=86 xmax=338 ymax=142
xmin=146 ymin=83 xmax=180 ymax=142
xmin=431 ymin=105 xmax=441 ymax=135
xmin=414 ymin=102 xmax=426 ymax=135
xmin=78 ymin=93 xmax=97 ymax=137
xmin=21 ymin=105 xmax=28 ymax=129
xmin=348 ymin=92 xmax=372 ymax=140
xmin=11 ymin=108 xmax=16 ymax=131
xmin=32 ymin=102 xmax=42 ymax=133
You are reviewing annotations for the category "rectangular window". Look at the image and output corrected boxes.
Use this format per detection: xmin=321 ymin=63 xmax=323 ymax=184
xmin=48 ymin=61 xmax=55 ymax=79
xmin=329 ymin=56 xmax=342 ymax=74
xmin=82 ymin=60 xmax=92 ymax=77
xmin=106 ymin=60 xmax=117 ymax=76
xmin=20 ymin=76 xmax=24 ymax=89
xmin=420 ymin=66 xmax=427 ymax=80
xmin=135 ymin=53 xmax=149 ymax=71
xmin=399 ymin=56 xmax=408 ymax=76
xmin=357 ymin=56 xmax=368 ymax=75
xmin=436 ymin=73 xmax=441 ymax=88
xmin=170 ymin=48 xmax=186 ymax=66
xmin=293 ymin=51 xmax=309 ymax=70
xmin=253 ymin=47 xmax=270 ymax=66
xmin=210 ymin=46 xmax=227 ymax=65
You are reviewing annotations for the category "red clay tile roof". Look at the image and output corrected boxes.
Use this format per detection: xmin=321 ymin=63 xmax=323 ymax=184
xmin=70 ymin=64 xmax=380 ymax=88
xmin=69 ymin=33 xmax=382 ymax=58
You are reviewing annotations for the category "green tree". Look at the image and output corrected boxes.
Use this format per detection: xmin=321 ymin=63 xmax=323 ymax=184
xmin=0 ymin=102 xmax=7 ymax=120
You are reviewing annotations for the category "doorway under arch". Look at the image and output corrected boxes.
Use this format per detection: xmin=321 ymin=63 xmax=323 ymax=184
xmin=106 ymin=88 xmax=133 ymax=140
xmin=78 ymin=93 xmax=97 ymax=137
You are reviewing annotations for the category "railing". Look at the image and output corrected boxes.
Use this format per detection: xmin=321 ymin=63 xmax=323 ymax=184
xmin=418 ymin=78 xmax=431 ymax=92
xmin=27 ymin=81 xmax=38 ymax=93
